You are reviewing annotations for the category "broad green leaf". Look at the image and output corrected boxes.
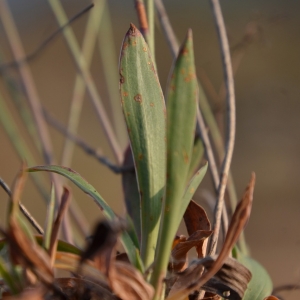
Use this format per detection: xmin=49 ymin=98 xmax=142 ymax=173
xmin=151 ymin=30 xmax=198 ymax=291
xmin=178 ymin=162 xmax=208 ymax=225
xmin=119 ymin=24 xmax=166 ymax=268
xmin=27 ymin=165 xmax=142 ymax=271
xmin=239 ymin=256 xmax=273 ymax=300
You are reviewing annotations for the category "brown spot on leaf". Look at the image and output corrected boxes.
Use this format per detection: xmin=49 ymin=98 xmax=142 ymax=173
xmin=122 ymin=42 xmax=128 ymax=50
xmin=143 ymin=47 xmax=147 ymax=52
xmin=183 ymin=150 xmax=189 ymax=164
xmin=134 ymin=94 xmax=143 ymax=103
xmin=123 ymin=91 xmax=129 ymax=97
xmin=150 ymin=103 xmax=154 ymax=107
xmin=180 ymin=47 xmax=189 ymax=56
xmin=120 ymin=75 xmax=125 ymax=84
xmin=138 ymin=153 xmax=143 ymax=160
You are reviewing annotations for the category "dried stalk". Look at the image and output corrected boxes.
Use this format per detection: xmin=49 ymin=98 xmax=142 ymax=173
xmin=0 ymin=0 xmax=72 ymax=243
xmin=0 ymin=178 xmax=44 ymax=235
xmin=208 ymin=0 xmax=236 ymax=255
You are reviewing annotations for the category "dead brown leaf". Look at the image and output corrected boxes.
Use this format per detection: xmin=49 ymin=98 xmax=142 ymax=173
xmin=7 ymin=167 xmax=53 ymax=285
xmin=49 ymin=187 xmax=71 ymax=266
xmin=109 ymin=261 xmax=154 ymax=300
xmin=2 ymin=286 xmax=45 ymax=300
xmin=167 ymin=173 xmax=255 ymax=300
xmin=169 ymin=230 xmax=212 ymax=272
xmin=184 ymin=200 xmax=211 ymax=258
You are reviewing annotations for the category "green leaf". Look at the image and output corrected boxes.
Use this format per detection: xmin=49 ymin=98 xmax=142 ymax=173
xmin=36 ymin=236 xmax=82 ymax=256
xmin=239 ymin=256 xmax=273 ymax=300
xmin=43 ymin=184 xmax=56 ymax=250
xmin=151 ymin=29 xmax=198 ymax=292
xmin=27 ymin=165 xmax=142 ymax=271
xmin=119 ymin=24 xmax=166 ymax=268
xmin=0 ymin=257 xmax=20 ymax=294
xmin=187 ymin=136 xmax=204 ymax=182
xmin=179 ymin=162 xmax=208 ymax=223
xmin=122 ymin=146 xmax=141 ymax=245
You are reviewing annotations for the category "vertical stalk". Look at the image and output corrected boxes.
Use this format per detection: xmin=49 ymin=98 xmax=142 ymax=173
xmin=208 ymin=0 xmax=236 ymax=255
xmin=48 ymin=0 xmax=123 ymax=165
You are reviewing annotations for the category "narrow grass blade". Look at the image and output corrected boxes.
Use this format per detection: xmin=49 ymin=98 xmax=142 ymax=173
xmin=119 ymin=24 xmax=166 ymax=268
xmin=27 ymin=165 xmax=142 ymax=270
xmin=43 ymin=184 xmax=56 ymax=250
xmin=151 ymin=30 xmax=198 ymax=294
xmin=179 ymin=162 xmax=208 ymax=222
xmin=98 ymin=2 xmax=128 ymax=149
xmin=187 ymin=136 xmax=204 ymax=182
xmin=0 ymin=92 xmax=49 ymax=201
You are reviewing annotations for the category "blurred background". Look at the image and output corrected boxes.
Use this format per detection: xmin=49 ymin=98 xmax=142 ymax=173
xmin=0 ymin=0 xmax=299 ymax=298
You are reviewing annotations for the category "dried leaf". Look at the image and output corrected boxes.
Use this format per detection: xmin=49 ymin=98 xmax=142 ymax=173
xmin=184 ymin=200 xmax=211 ymax=258
xmin=109 ymin=261 xmax=154 ymax=300
xmin=167 ymin=173 xmax=255 ymax=300
xmin=46 ymin=277 xmax=118 ymax=300
xmin=170 ymin=230 xmax=212 ymax=272
xmin=49 ymin=187 xmax=71 ymax=265
xmin=7 ymin=167 xmax=53 ymax=285
xmin=2 ymin=286 xmax=45 ymax=300
xmin=168 ymin=256 xmax=251 ymax=300
xmin=80 ymin=220 xmax=123 ymax=276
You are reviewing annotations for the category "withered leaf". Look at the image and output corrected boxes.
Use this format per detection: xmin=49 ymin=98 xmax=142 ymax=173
xmin=7 ymin=167 xmax=53 ymax=285
xmin=49 ymin=187 xmax=71 ymax=265
xmin=184 ymin=200 xmax=211 ymax=258
xmin=170 ymin=230 xmax=212 ymax=272
xmin=184 ymin=200 xmax=211 ymax=235
xmin=109 ymin=261 xmax=154 ymax=300
xmin=2 ymin=286 xmax=45 ymax=300
xmin=167 ymin=173 xmax=255 ymax=300
xmin=168 ymin=256 xmax=251 ymax=300
xmin=46 ymin=277 xmax=118 ymax=300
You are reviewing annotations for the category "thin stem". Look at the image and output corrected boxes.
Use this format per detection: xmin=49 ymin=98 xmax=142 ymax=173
xmin=208 ymin=0 xmax=236 ymax=255
xmin=98 ymin=3 xmax=128 ymax=150
xmin=147 ymin=0 xmax=155 ymax=61
xmin=134 ymin=0 xmax=149 ymax=40
xmin=0 ymin=0 xmax=72 ymax=243
xmin=44 ymin=109 xmax=134 ymax=174
xmin=0 ymin=4 xmax=93 ymax=71
xmin=48 ymin=0 xmax=123 ymax=165
xmin=154 ymin=0 xmax=179 ymax=57
xmin=61 ymin=0 xmax=105 ymax=168
xmin=0 ymin=178 xmax=44 ymax=235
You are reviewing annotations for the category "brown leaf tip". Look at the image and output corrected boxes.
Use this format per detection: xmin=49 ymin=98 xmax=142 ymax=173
xmin=129 ymin=23 xmax=138 ymax=36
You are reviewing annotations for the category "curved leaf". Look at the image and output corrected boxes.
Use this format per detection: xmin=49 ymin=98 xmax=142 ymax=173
xmin=239 ymin=256 xmax=273 ymax=300
xmin=27 ymin=165 xmax=142 ymax=270
xmin=119 ymin=24 xmax=166 ymax=267
xmin=151 ymin=29 xmax=198 ymax=289
xmin=180 ymin=162 xmax=208 ymax=221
